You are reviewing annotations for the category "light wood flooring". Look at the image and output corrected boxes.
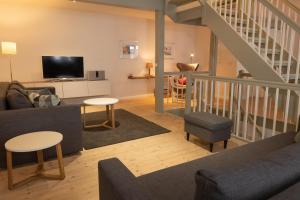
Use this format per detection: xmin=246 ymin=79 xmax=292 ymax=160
xmin=0 ymin=96 xmax=245 ymax=200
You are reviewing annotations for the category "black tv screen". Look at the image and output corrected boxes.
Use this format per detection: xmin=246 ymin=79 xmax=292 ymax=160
xmin=42 ymin=56 xmax=84 ymax=79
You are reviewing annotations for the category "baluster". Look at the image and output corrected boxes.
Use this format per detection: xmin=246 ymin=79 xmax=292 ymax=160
xmin=210 ymin=80 xmax=214 ymax=114
xmin=258 ymin=3 xmax=264 ymax=55
xmin=252 ymin=0 xmax=258 ymax=46
xmin=224 ymin=0 xmax=228 ymax=21
xmin=223 ymin=82 xmax=227 ymax=117
xmin=279 ymin=23 xmax=287 ymax=77
xmin=198 ymin=80 xmax=203 ymax=112
xmin=219 ymin=0 xmax=222 ymax=15
xmin=262 ymin=87 xmax=269 ymax=139
xmin=229 ymin=0 xmax=233 ymax=25
xmin=204 ymin=80 xmax=208 ymax=112
xmin=243 ymin=85 xmax=250 ymax=140
xmin=252 ymin=86 xmax=259 ymax=141
xmin=264 ymin=10 xmax=272 ymax=61
xmin=286 ymin=28 xmax=295 ymax=83
xmin=246 ymin=0 xmax=251 ymax=41
xmin=272 ymin=88 xmax=279 ymax=136
xmin=236 ymin=84 xmax=242 ymax=137
xmin=240 ymin=0 xmax=245 ymax=36
xmin=229 ymin=82 xmax=234 ymax=119
xmin=271 ymin=14 xmax=279 ymax=67
xmin=193 ymin=79 xmax=197 ymax=112
xmin=234 ymin=0 xmax=239 ymax=30
xmin=216 ymin=81 xmax=220 ymax=115
xmin=283 ymin=90 xmax=290 ymax=132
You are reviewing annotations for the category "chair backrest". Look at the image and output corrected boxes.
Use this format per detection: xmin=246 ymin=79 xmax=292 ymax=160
xmin=176 ymin=63 xmax=199 ymax=72
xmin=0 ymin=82 xmax=10 ymax=110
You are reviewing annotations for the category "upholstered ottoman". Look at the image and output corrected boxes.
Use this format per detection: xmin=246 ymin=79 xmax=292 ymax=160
xmin=184 ymin=112 xmax=233 ymax=152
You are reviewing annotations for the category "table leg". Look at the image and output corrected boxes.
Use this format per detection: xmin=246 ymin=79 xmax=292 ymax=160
xmin=83 ymin=105 xmax=86 ymax=128
xmin=111 ymin=104 xmax=115 ymax=128
xmin=6 ymin=151 xmax=13 ymax=190
xmin=56 ymin=143 xmax=65 ymax=179
xmin=36 ymin=150 xmax=44 ymax=172
xmin=106 ymin=105 xmax=110 ymax=124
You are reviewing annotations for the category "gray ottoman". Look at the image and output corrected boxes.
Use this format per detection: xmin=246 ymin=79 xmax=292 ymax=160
xmin=184 ymin=112 xmax=233 ymax=152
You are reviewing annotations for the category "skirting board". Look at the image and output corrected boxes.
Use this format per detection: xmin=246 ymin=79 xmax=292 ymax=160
xmin=119 ymin=93 xmax=154 ymax=100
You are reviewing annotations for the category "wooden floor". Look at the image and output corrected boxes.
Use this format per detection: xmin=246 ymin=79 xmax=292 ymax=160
xmin=0 ymin=96 xmax=244 ymax=200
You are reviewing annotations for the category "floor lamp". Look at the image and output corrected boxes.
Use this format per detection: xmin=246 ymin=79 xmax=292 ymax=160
xmin=1 ymin=42 xmax=17 ymax=82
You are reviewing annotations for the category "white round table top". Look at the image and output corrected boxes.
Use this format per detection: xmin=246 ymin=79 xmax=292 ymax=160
xmin=84 ymin=98 xmax=119 ymax=106
xmin=5 ymin=131 xmax=63 ymax=153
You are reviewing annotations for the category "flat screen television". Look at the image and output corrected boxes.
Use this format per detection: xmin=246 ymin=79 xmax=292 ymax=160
xmin=42 ymin=56 xmax=84 ymax=79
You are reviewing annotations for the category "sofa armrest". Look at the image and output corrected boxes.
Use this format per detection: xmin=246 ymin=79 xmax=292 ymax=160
xmin=99 ymin=158 xmax=151 ymax=200
xmin=0 ymin=105 xmax=82 ymax=167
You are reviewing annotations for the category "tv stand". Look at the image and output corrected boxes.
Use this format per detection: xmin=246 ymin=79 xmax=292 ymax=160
xmin=22 ymin=79 xmax=111 ymax=98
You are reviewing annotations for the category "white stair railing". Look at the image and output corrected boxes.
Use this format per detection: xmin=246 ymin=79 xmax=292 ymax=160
xmin=207 ymin=0 xmax=300 ymax=84
xmin=270 ymin=0 xmax=300 ymax=25
xmin=186 ymin=73 xmax=300 ymax=142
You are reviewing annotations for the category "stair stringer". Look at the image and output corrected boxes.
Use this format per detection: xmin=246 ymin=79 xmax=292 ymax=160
xmin=203 ymin=4 xmax=285 ymax=83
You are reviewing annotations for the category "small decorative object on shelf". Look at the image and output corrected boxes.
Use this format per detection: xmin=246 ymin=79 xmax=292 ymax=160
xmin=128 ymin=74 xmax=155 ymax=80
xmin=146 ymin=62 xmax=154 ymax=77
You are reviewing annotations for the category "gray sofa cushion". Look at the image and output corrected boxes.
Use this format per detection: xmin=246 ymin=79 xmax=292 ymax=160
xmin=194 ymin=142 xmax=300 ymax=200
xmin=137 ymin=132 xmax=296 ymax=200
xmin=268 ymin=181 xmax=300 ymax=200
xmin=184 ymin=112 xmax=233 ymax=131
xmin=6 ymin=89 xmax=33 ymax=109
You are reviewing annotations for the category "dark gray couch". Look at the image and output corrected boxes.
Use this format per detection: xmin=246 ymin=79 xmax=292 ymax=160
xmin=0 ymin=82 xmax=82 ymax=168
xmin=99 ymin=132 xmax=300 ymax=200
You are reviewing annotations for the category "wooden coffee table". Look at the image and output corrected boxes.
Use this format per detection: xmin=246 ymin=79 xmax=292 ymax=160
xmin=83 ymin=98 xmax=119 ymax=129
xmin=5 ymin=131 xmax=65 ymax=190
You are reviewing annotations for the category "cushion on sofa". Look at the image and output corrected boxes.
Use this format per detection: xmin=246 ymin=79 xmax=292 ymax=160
xmin=194 ymin=142 xmax=300 ymax=200
xmin=184 ymin=112 xmax=233 ymax=131
xmin=6 ymin=89 xmax=33 ymax=110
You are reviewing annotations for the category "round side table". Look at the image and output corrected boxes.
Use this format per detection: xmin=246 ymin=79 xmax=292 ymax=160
xmin=5 ymin=131 xmax=65 ymax=190
xmin=83 ymin=98 xmax=119 ymax=129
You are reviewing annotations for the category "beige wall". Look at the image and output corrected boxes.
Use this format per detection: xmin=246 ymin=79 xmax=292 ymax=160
xmin=0 ymin=1 xmax=210 ymax=98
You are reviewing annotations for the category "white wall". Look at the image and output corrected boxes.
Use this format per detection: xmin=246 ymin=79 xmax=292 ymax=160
xmin=0 ymin=1 xmax=207 ymax=98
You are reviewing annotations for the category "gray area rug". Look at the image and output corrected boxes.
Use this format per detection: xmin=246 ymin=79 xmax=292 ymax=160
xmin=82 ymin=109 xmax=170 ymax=150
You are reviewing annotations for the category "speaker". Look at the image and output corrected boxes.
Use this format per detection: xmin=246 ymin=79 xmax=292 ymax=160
xmin=88 ymin=71 xmax=105 ymax=81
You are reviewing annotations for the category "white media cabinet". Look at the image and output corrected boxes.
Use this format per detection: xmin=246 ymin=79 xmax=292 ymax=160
xmin=23 ymin=80 xmax=111 ymax=99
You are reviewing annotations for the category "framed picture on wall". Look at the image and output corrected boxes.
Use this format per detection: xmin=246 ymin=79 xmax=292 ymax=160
xmin=120 ymin=41 xmax=139 ymax=59
xmin=164 ymin=43 xmax=175 ymax=59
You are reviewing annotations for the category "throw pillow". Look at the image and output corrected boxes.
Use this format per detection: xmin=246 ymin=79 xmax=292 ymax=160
xmin=295 ymin=132 xmax=300 ymax=143
xmin=29 ymin=93 xmax=61 ymax=108
xmin=6 ymin=89 xmax=34 ymax=109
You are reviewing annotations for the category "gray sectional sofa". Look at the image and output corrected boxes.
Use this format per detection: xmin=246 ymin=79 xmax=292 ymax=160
xmin=0 ymin=82 xmax=82 ymax=168
xmin=99 ymin=132 xmax=300 ymax=200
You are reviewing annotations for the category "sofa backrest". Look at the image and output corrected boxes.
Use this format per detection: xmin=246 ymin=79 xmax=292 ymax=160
xmin=0 ymin=82 xmax=10 ymax=111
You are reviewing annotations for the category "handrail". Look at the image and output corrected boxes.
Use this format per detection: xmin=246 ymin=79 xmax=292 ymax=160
xmin=285 ymin=0 xmax=300 ymax=14
xmin=185 ymin=73 xmax=300 ymax=141
xmin=258 ymin=0 xmax=300 ymax=33
xmin=189 ymin=73 xmax=300 ymax=91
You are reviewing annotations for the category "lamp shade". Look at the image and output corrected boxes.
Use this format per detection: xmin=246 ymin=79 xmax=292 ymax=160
xmin=1 ymin=42 xmax=17 ymax=55
xmin=146 ymin=62 xmax=154 ymax=69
